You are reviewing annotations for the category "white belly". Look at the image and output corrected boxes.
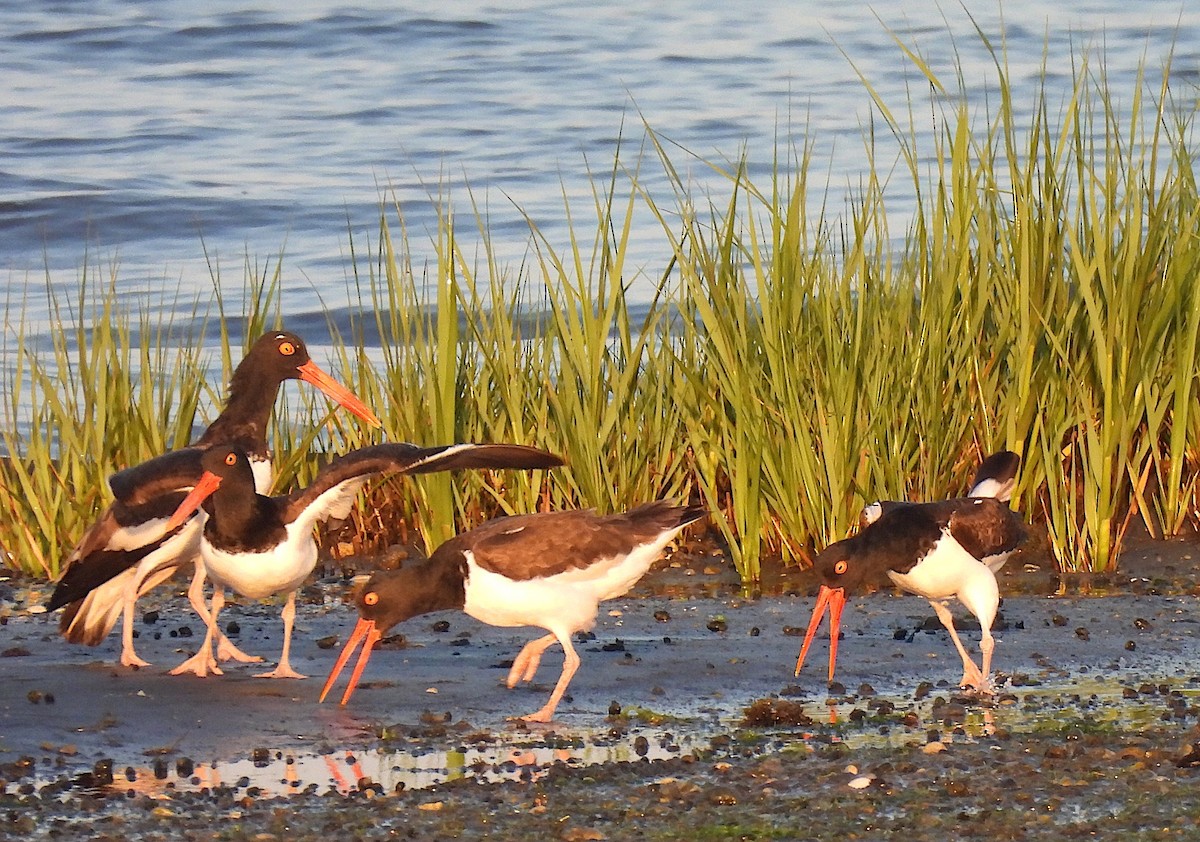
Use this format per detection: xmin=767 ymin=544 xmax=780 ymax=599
xmin=202 ymin=526 xmax=316 ymax=600
xmin=887 ymin=532 xmax=985 ymax=601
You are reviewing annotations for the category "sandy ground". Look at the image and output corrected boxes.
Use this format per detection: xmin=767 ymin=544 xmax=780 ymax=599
xmin=2 ymin=533 xmax=1200 ymax=839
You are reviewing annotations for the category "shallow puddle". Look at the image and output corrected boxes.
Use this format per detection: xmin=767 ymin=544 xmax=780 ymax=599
xmin=16 ymin=673 xmax=1192 ymax=800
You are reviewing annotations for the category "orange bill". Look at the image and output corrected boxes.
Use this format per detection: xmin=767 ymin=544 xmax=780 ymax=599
xmin=165 ymin=470 xmax=223 ymax=531
xmin=297 ymin=359 xmax=381 ymax=428
xmin=793 ymin=584 xmax=847 ymax=682
xmin=319 ymin=617 xmax=383 ymax=706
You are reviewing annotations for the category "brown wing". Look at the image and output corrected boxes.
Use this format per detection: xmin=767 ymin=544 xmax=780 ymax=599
xmin=108 ymin=448 xmax=207 ymax=504
xmin=946 ymin=497 xmax=1026 ymax=558
xmin=281 ymin=442 xmax=564 ymax=524
xmin=463 ymin=502 xmax=702 ymax=581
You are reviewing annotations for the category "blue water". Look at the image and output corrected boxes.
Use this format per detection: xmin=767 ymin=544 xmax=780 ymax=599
xmin=1 ymin=1 xmax=1196 ymax=338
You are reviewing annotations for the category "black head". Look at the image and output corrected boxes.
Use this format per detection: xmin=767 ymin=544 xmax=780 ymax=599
xmin=198 ymin=445 xmax=257 ymax=487
xmin=809 ymin=538 xmax=872 ymax=594
xmin=239 ymin=332 xmax=314 ymax=384
xmin=216 ymin=331 xmax=380 ymax=429
xmin=164 ymin=445 xmax=257 ymax=531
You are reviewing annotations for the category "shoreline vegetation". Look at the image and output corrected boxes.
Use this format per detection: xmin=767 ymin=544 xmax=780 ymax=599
xmin=2 ymin=38 xmax=1198 ymax=584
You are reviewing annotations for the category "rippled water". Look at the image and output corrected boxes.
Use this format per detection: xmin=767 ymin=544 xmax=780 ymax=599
xmin=1 ymin=1 xmax=1196 ymax=335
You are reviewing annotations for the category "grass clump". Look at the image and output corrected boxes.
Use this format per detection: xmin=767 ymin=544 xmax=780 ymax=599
xmin=1 ymin=29 xmax=1197 ymax=581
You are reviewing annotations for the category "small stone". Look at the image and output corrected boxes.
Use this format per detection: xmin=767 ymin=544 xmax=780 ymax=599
xmin=653 ymin=610 xmax=670 ymax=623
xmin=706 ymin=786 xmax=738 ymax=805
xmin=706 ymin=618 xmax=727 ymax=633
xmin=944 ymin=780 xmax=969 ymax=796
xmin=417 ymin=801 xmax=444 ymax=812
xmin=923 ymin=741 xmax=947 ymax=754
xmin=1050 ymin=613 xmax=1068 ymax=627
xmin=1134 ymin=618 xmax=1153 ymax=631
xmin=1075 ymin=627 xmax=1090 ymax=641
xmin=1125 ymin=640 xmax=1137 ymax=651
xmin=847 ymin=775 xmax=873 ymax=789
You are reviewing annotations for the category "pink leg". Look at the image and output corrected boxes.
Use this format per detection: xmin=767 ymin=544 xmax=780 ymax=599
xmin=255 ymin=592 xmax=306 ymax=679
xmin=119 ymin=576 xmax=151 ymax=668
xmin=507 ymin=634 xmax=558 ymax=687
xmin=520 ymin=634 xmax=580 ymax=723
xmin=929 ymin=600 xmax=992 ymax=693
xmin=185 ymin=561 xmax=260 ymax=664
xmin=171 ymin=583 xmax=224 ymax=677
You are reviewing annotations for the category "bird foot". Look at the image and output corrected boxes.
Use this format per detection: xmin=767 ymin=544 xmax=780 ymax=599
xmin=255 ymin=663 xmax=307 ymax=679
xmin=170 ymin=650 xmax=223 ymax=677
xmin=120 ymin=651 xmax=152 ymax=669
xmin=516 ymin=709 xmax=556 ymax=724
xmin=217 ymin=636 xmax=263 ymax=663
xmin=957 ymin=671 xmax=994 ymax=695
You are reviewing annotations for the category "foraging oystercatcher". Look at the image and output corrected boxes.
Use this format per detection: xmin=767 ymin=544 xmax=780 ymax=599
xmin=47 ymin=331 xmax=381 ymax=668
xmin=320 ymin=501 xmax=706 ymax=722
xmin=795 ymin=452 xmax=1026 ymax=693
xmin=164 ymin=441 xmax=564 ymax=679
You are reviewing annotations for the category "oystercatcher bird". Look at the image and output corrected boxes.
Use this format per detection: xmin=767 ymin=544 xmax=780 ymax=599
xmin=320 ymin=501 xmax=705 ymax=722
xmin=164 ymin=441 xmax=564 ymax=679
xmin=47 ymin=331 xmax=380 ymax=668
xmin=795 ymin=451 xmax=1026 ymax=693
xmin=859 ymin=450 xmax=1021 ymax=527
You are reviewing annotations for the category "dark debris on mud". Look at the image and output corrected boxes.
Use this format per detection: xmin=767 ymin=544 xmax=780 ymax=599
xmin=6 ymin=724 xmax=1200 ymax=841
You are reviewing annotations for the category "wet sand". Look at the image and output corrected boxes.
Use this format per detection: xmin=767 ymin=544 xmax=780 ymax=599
xmin=2 ymin=534 xmax=1199 ymax=838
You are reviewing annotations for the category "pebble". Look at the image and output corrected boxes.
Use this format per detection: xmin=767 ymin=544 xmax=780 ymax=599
xmin=848 ymin=775 xmax=873 ymax=789
xmin=923 ymin=741 xmax=948 ymax=754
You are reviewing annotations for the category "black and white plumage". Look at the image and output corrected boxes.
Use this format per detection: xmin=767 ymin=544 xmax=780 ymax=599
xmin=164 ymin=441 xmax=565 ymax=679
xmin=47 ymin=331 xmax=381 ymax=669
xmin=796 ymin=452 xmax=1026 ymax=693
xmin=320 ymin=501 xmax=706 ymax=722
xmin=859 ymin=450 xmax=1021 ymax=529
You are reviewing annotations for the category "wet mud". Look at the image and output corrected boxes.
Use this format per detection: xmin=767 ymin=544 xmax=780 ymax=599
xmin=2 ymin=533 xmax=1200 ymax=839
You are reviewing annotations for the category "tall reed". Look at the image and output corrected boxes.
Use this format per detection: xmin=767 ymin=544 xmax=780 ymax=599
xmin=2 ymin=30 xmax=1196 ymax=581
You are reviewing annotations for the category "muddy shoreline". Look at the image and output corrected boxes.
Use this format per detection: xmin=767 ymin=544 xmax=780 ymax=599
xmin=2 ymin=533 xmax=1200 ymax=839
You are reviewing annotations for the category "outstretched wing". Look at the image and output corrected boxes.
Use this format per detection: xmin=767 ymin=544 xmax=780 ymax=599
xmin=107 ymin=448 xmax=207 ymax=504
xmin=281 ymin=442 xmax=563 ymax=528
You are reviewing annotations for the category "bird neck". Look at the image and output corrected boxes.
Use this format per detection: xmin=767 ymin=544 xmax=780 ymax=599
xmin=194 ymin=366 xmax=281 ymax=448
xmin=377 ymin=553 xmax=467 ymax=627
xmin=206 ymin=484 xmax=280 ymax=547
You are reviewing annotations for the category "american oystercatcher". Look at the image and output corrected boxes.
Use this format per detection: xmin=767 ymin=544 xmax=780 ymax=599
xmin=795 ymin=452 xmax=1026 ymax=693
xmin=320 ymin=501 xmax=706 ymax=722
xmin=859 ymin=450 xmax=1021 ymax=527
xmin=47 ymin=331 xmax=381 ymax=668
xmin=163 ymin=441 xmax=564 ymax=679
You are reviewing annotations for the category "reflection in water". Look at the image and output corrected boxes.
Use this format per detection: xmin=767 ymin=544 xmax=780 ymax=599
xmin=24 ymin=677 xmax=1192 ymax=799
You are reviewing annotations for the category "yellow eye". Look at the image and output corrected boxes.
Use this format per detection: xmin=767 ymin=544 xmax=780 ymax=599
xmin=278 ymin=340 xmax=296 ymax=356
xmin=224 ymin=452 xmax=237 ymax=466
xmin=834 ymin=560 xmax=848 ymax=575
xmin=364 ymin=591 xmax=379 ymax=606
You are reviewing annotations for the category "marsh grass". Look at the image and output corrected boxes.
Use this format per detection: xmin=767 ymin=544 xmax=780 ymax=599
xmin=2 ymin=33 xmax=1197 ymax=580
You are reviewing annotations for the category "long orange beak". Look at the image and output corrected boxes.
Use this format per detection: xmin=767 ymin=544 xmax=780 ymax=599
xmin=297 ymin=360 xmax=381 ymax=428
xmin=165 ymin=470 xmax=222 ymax=531
xmin=319 ymin=617 xmax=383 ymax=706
xmin=794 ymin=585 xmax=847 ymax=682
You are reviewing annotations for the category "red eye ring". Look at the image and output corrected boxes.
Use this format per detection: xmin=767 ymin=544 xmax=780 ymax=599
xmin=834 ymin=560 xmax=848 ymax=575
xmin=364 ymin=592 xmax=379 ymax=606
xmin=224 ymin=452 xmax=237 ymax=466
xmin=278 ymin=340 xmax=296 ymax=356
